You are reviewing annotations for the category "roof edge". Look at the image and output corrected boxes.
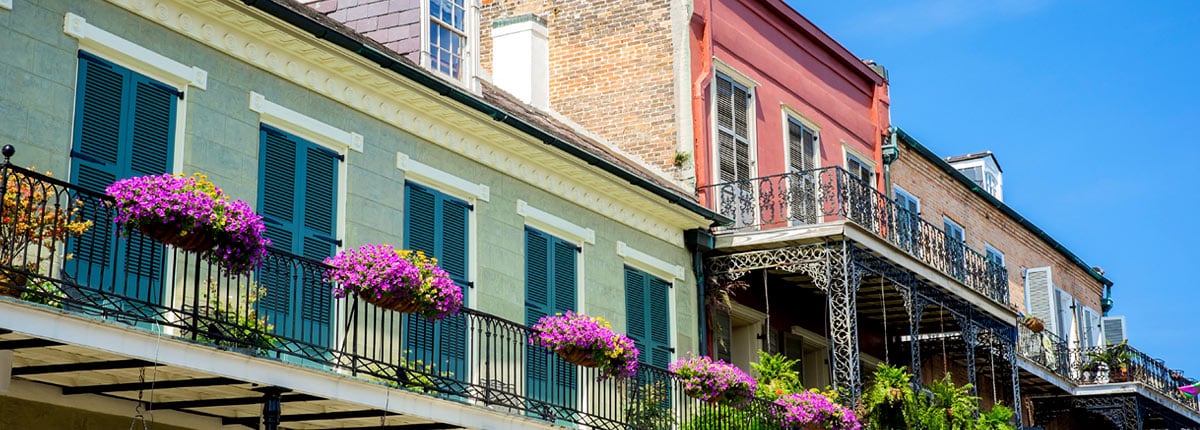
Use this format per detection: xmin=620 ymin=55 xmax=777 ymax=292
xmin=895 ymin=127 xmax=1113 ymax=287
xmin=242 ymin=0 xmax=730 ymax=227
xmin=762 ymin=0 xmax=886 ymax=86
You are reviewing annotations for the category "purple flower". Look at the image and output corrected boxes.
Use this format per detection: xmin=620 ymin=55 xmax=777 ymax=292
xmin=324 ymin=244 xmax=463 ymax=321
xmin=670 ymin=354 xmax=756 ymax=405
xmin=530 ymin=311 xmax=640 ymax=380
xmin=106 ymin=173 xmax=269 ymax=274
xmin=775 ymin=391 xmax=861 ymax=430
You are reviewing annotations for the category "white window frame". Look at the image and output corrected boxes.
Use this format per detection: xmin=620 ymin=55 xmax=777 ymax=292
xmin=397 ymin=152 xmax=485 ymax=310
xmin=984 ymin=243 xmax=1005 ymax=267
xmin=710 ymin=60 xmax=759 ymax=187
xmin=943 ymin=216 xmax=965 ymax=241
xmin=781 ymin=107 xmax=821 ymax=173
xmin=421 ymin=0 xmax=479 ymax=85
xmin=248 ymin=92 xmax=353 ymax=253
xmin=893 ymin=185 xmax=920 ymax=214
xmin=842 ymin=144 xmax=876 ymax=187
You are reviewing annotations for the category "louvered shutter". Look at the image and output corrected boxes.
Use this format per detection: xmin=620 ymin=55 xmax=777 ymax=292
xmin=715 ymin=75 xmax=751 ymax=185
xmin=258 ymin=128 xmax=298 ymax=326
xmin=403 ymin=183 xmax=470 ymax=376
xmin=550 ymin=236 xmax=577 ymax=401
xmin=1102 ymin=316 xmax=1127 ymax=345
xmin=1054 ymin=289 xmax=1074 ymax=344
xmin=524 ymin=228 xmax=552 ymax=402
xmin=1079 ymin=306 xmax=1101 ymax=348
xmin=299 ymin=146 xmax=337 ymax=348
xmin=647 ymin=276 xmax=672 ymax=368
xmin=69 ymin=54 xmax=173 ymax=302
xmin=624 ymin=268 xmax=647 ymax=363
xmin=438 ymin=196 xmax=470 ymax=377
xmin=1024 ymin=267 xmax=1056 ymax=335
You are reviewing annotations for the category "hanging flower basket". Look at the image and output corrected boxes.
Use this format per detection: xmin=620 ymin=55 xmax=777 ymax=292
xmin=1022 ymin=316 xmax=1045 ymax=333
xmin=529 ymin=311 xmax=639 ymax=380
xmin=775 ymin=390 xmax=862 ymax=430
xmin=325 ymin=244 xmax=463 ymax=320
xmin=669 ymin=354 xmax=756 ymax=405
xmin=106 ymin=173 xmax=269 ymax=274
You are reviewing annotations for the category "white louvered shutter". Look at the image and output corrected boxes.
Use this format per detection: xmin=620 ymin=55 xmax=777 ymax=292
xmin=1081 ymin=307 xmax=1101 ymax=348
xmin=1102 ymin=316 xmax=1127 ymax=345
xmin=1024 ymin=267 xmax=1056 ymax=335
xmin=1054 ymin=288 xmax=1075 ymax=344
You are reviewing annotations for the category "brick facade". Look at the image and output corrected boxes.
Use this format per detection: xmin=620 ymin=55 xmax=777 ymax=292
xmin=890 ymin=143 xmax=1105 ymax=313
xmin=479 ymin=0 xmax=680 ymax=172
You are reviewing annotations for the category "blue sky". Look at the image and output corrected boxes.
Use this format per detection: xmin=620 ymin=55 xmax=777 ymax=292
xmin=787 ymin=0 xmax=1200 ymax=374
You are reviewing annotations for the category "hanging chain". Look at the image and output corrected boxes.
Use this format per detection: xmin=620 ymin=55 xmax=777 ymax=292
xmin=129 ymin=368 xmax=148 ymax=430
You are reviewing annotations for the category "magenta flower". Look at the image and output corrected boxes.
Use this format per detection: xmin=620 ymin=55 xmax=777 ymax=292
xmin=530 ymin=311 xmax=640 ymax=380
xmin=324 ymin=245 xmax=463 ymax=321
xmin=106 ymin=173 xmax=269 ymax=274
xmin=775 ymin=390 xmax=861 ymax=430
xmin=670 ymin=354 xmax=756 ymax=405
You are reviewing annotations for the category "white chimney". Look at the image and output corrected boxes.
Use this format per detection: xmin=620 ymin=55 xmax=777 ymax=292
xmin=491 ymin=14 xmax=548 ymax=109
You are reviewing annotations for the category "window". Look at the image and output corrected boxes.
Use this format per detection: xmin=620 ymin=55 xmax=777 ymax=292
xmin=68 ymin=52 xmax=177 ymax=301
xmin=404 ymin=182 xmax=470 ymax=378
xmin=715 ymin=73 xmax=753 ymax=185
xmin=942 ymin=217 xmax=965 ymax=280
xmin=786 ymin=116 xmax=819 ymax=224
xmin=429 ymin=0 xmax=467 ymax=79
xmin=846 ymin=153 xmax=874 ymax=184
xmin=525 ymin=227 xmax=578 ymax=407
xmin=624 ymin=267 xmax=672 ymax=368
xmin=893 ymin=186 xmax=921 ymax=252
xmin=257 ymin=125 xmax=341 ymax=349
xmin=984 ymin=244 xmax=1005 ymax=267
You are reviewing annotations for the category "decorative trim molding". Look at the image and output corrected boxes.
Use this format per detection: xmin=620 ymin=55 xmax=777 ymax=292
xmin=63 ymin=12 xmax=207 ymax=90
xmin=249 ymin=92 xmax=363 ymax=153
xmin=396 ymin=152 xmax=489 ymax=202
xmin=102 ymin=0 xmax=701 ymax=247
xmin=617 ymin=241 xmax=684 ymax=281
xmin=517 ymin=200 xmax=595 ymax=245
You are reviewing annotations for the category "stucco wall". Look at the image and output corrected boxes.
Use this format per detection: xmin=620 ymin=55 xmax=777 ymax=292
xmin=0 ymin=0 xmax=697 ymax=355
xmin=890 ymin=142 xmax=1105 ymax=315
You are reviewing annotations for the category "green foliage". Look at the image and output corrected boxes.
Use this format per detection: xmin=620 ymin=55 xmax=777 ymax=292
xmin=861 ymin=364 xmax=915 ymax=430
xmin=751 ymin=351 xmax=802 ymax=401
xmin=910 ymin=374 xmax=979 ymax=430
xmin=20 ymin=279 xmax=65 ymax=308
xmin=196 ymin=281 xmax=280 ymax=355
xmin=374 ymin=355 xmax=452 ymax=393
xmin=625 ymin=381 xmax=674 ymax=430
xmin=977 ymin=405 xmax=1016 ymax=430
xmin=1086 ymin=340 xmax=1134 ymax=370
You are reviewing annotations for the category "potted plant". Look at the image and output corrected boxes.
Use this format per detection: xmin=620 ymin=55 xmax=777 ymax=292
xmin=0 ymin=168 xmax=93 ymax=297
xmin=775 ymin=389 xmax=862 ymax=430
xmin=751 ymin=351 xmax=802 ymax=401
xmin=1087 ymin=341 xmax=1134 ymax=382
xmin=1021 ymin=315 xmax=1044 ymax=333
xmin=530 ymin=311 xmax=639 ymax=380
xmin=1080 ymin=360 xmax=1108 ymax=384
xmin=670 ymin=353 xmax=757 ymax=405
xmin=862 ymin=364 xmax=915 ymax=430
xmin=325 ymin=244 xmax=463 ymax=320
xmin=106 ymin=173 xmax=269 ymax=274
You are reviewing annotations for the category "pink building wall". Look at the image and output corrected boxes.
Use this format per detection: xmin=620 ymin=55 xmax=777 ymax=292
xmin=691 ymin=0 xmax=890 ymax=201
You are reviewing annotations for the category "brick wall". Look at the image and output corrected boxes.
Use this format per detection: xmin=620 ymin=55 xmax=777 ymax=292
xmin=479 ymin=0 xmax=679 ymax=172
xmin=891 ymin=144 xmax=1105 ymax=313
xmin=301 ymin=0 xmax=422 ymax=62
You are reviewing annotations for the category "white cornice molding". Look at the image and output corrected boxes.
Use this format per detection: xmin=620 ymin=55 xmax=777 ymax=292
xmin=249 ymin=92 xmax=364 ymax=153
xmin=396 ymin=152 xmax=489 ymax=202
xmin=104 ymin=0 xmax=701 ymax=247
xmin=617 ymin=241 xmax=685 ymax=281
xmin=517 ymin=200 xmax=595 ymax=246
xmin=63 ymin=12 xmax=207 ymax=90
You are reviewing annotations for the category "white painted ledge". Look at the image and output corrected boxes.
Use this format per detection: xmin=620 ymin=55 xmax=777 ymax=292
xmin=396 ymin=152 xmax=489 ymax=202
xmin=63 ymin=13 xmax=206 ymax=90
xmin=517 ymin=200 xmax=595 ymax=245
xmin=250 ymin=92 xmax=363 ymax=153
xmin=617 ymin=241 xmax=684 ymax=281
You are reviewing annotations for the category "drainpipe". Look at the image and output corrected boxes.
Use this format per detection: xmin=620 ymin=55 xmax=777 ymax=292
xmin=881 ymin=127 xmax=899 ymax=198
xmin=685 ymin=228 xmax=715 ymax=356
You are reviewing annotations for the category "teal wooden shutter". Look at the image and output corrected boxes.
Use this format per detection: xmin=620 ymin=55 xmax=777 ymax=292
xmin=69 ymin=53 xmax=173 ymax=303
xmin=625 ymin=267 xmax=672 ymax=368
xmin=257 ymin=126 xmax=337 ymax=350
xmin=525 ymin=228 xmax=577 ymax=409
xmin=402 ymin=182 xmax=472 ymax=379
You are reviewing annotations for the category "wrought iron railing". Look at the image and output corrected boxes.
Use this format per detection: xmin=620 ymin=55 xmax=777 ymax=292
xmin=1015 ymin=326 xmax=1200 ymax=413
xmin=0 ymin=158 xmax=786 ymax=429
xmin=698 ymin=167 xmax=1008 ymax=305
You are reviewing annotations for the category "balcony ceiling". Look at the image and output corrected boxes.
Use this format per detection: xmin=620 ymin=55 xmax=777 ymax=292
xmin=0 ymin=331 xmax=462 ymax=429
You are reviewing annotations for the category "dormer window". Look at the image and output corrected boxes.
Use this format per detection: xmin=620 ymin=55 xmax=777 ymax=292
xmin=430 ymin=0 xmax=468 ymax=79
xmin=946 ymin=151 xmax=1003 ymax=201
